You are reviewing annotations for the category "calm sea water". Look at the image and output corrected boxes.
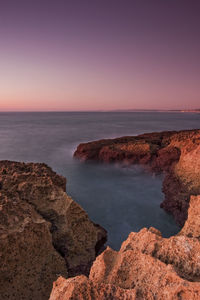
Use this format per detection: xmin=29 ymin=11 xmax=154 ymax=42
xmin=0 ymin=111 xmax=199 ymax=249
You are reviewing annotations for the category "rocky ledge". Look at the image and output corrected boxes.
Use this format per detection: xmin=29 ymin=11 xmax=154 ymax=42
xmin=74 ymin=129 xmax=200 ymax=227
xmin=50 ymin=195 xmax=200 ymax=299
xmin=0 ymin=161 xmax=107 ymax=300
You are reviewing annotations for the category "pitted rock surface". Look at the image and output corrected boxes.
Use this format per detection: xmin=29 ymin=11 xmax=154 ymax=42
xmin=0 ymin=161 xmax=107 ymax=300
xmin=50 ymin=196 xmax=200 ymax=300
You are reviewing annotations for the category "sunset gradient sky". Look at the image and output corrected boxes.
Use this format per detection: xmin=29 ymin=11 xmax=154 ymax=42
xmin=0 ymin=0 xmax=200 ymax=111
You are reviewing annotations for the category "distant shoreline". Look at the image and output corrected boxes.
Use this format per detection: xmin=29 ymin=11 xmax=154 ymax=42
xmin=0 ymin=109 xmax=200 ymax=113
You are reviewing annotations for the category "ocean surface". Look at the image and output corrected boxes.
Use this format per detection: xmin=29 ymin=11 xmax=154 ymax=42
xmin=0 ymin=111 xmax=199 ymax=249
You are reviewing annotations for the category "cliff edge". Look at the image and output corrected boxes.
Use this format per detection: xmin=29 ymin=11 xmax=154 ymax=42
xmin=0 ymin=161 xmax=107 ymax=300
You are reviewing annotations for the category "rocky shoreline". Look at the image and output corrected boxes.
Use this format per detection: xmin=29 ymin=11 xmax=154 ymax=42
xmin=74 ymin=129 xmax=200 ymax=227
xmin=50 ymin=196 xmax=200 ymax=299
xmin=1 ymin=129 xmax=200 ymax=299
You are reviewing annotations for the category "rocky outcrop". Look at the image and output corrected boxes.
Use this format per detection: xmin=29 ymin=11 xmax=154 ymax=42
xmin=74 ymin=129 xmax=200 ymax=226
xmin=2 ymin=129 xmax=200 ymax=300
xmin=0 ymin=161 xmax=107 ymax=300
xmin=50 ymin=276 xmax=136 ymax=300
xmin=50 ymin=196 xmax=200 ymax=300
xmin=180 ymin=195 xmax=200 ymax=239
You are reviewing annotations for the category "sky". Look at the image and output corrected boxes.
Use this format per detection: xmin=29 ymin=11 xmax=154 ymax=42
xmin=0 ymin=0 xmax=200 ymax=111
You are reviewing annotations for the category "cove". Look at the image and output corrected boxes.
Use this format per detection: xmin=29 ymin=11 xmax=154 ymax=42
xmin=66 ymin=161 xmax=179 ymax=250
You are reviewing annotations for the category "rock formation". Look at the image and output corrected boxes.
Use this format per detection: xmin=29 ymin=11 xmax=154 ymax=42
xmin=50 ymin=196 xmax=200 ymax=300
xmin=48 ymin=129 xmax=200 ymax=299
xmin=2 ymin=129 xmax=200 ymax=299
xmin=0 ymin=161 xmax=107 ymax=300
xmin=74 ymin=129 xmax=200 ymax=226
xmin=50 ymin=276 xmax=136 ymax=300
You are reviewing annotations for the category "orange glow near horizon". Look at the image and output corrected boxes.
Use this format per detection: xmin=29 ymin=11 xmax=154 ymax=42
xmin=0 ymin=50 xmax=199 ymax=112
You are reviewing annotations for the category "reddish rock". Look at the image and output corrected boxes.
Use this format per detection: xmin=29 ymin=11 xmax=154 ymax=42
xmin=0 ymin=161 xmax=107 ymax=300
xmin=50 ymin=196 xmax=200 ymax=299
xmin=0 ymin=190 xmax=67 ymax=300
xmin=49 ymin=276 xmax=136 ymax=300
xmin=180 ymin=195 xmax=200 ymax=239
xmin=74 ymin=129 xmax=200 ymax=226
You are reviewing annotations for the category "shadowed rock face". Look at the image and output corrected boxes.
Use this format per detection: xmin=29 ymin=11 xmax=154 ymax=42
xmin=49 ymin=196 xmax=200 ymax=300
xmin=0 ymin=161 xmax=107 ymax=300
xmin=74 ymin=129 xmax=200 ymax=226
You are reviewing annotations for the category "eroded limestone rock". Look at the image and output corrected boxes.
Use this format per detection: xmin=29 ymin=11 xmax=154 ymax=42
xmin=74 ymin=129 xmax=200 ymax=226
xmin=50 ymin=196 xmax=200 ymax=299
xmin=49 ymin=276 xmax=136 ymax=300
xmin=0 ymin=161 xmax=107 ymax=300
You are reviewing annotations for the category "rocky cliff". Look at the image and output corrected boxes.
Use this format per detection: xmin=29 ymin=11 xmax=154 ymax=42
xmin=74 ymin=129 xmax=200 ymax=227
xmin=50 ymin=195 xmax=200 ymax=300
xmin=49 ymin=129 xmax=200 ymax=299
xmin=2 ymin=129 xmax=200 ymax=300
xmin=0 ymin=161 xmax=107 ymax=300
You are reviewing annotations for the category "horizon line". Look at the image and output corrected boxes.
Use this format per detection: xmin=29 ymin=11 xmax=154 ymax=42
xmin=0 ymin=108 xmax=199 ymax=113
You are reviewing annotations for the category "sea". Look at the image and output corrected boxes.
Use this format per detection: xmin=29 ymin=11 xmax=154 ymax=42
xmin=0 ymin=111 xmax=199 ymax=249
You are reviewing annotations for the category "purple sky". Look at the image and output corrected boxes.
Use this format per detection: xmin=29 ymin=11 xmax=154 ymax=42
xmin=0 ymin=0 xmax=200 ymax=111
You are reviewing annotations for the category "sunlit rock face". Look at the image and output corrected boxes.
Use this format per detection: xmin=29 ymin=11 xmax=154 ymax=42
xmin=0 ymin=161 xmax=107 ymax=300
xmin=49 ymin=196 xmax=200 ymax=300
xmin=49 ymin=276 xmax=136 ymax=300
xmin=74 ymin=129 xmax=200 ymax=226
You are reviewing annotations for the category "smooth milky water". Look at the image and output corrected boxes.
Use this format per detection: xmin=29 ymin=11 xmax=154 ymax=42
xmin=0 ymin=111 xmax=200 ymax=249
